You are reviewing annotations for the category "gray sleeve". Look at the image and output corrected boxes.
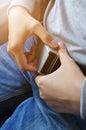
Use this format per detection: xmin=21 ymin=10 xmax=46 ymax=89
xmin=8 ymin=0 xmax=37 ymax=14
xmin=80 ymin=78 xmax=86 ymax=119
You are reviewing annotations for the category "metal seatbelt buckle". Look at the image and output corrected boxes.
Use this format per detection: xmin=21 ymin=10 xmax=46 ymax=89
xmin=37 ymin=43 xmax=61 ymax=75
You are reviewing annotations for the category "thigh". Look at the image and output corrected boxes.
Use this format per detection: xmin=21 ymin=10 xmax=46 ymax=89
xmin=1 ymin=71 xmax=86 ymax=130
xmin=0 ymin=36 xmax=37 ymax=101
xmin=0 ymin=98 xmax=67 ymax=130
xmin=0 ymin=43 xmax=30 ymax=101
xmin=1 ymin=97 xmax=86 ymax=130
xmin=0 ymin=38 xmax=35 ymax=125
xmin=0 ymin=39 xmax=37 ymax=125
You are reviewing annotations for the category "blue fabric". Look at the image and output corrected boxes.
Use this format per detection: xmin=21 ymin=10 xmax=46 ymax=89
xmin=0 ymin=44 xmax=31 ymax=102
xmin=0 ymin=41 xmax=86 ymax=130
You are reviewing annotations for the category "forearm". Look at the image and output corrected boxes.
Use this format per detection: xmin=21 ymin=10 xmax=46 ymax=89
xmin=8 ymin=0 xmax=50 ymax=21
xmin=0 ymin=12 xmax=8 ymax=45
xmin=0 ymin=2 xmax=10 ymax=44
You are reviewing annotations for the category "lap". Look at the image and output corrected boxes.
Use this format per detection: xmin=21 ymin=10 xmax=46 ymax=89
xmin=0 ymin=36 xmax=35 ymax=101
xmin=0 ymin=37 xmax=35 ymax=125
xmin=1 ymin=96 xmax=86 ymax=130
xmin=0 ymin=38 xmax=86 ymax=130
xmin=0 ymin=43 xmax=30 ymax=101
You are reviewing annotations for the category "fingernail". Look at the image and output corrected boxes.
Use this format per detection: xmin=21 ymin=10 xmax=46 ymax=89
xmin=58 ymin=42 xmax=65 ymax=49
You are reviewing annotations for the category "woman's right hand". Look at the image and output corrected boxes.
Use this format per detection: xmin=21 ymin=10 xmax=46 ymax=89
xmin=8 ymin=6 xmax=58 ymax=71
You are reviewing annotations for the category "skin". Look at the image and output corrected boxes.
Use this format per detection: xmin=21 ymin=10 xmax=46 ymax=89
xmin=0 ymin=2 xmax=9 ymax=44
xmin=35 ymin=43 xmax=85 ymax=115
xmin=7 ymin=3 xmax=85 ymax=115
xmin=8 ymin=6 xmax=58 ymax=71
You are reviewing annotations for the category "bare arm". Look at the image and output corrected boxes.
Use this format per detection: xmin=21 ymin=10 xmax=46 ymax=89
xmin=0 ymin=1 xmax=10 ymax=44
xmin=7 ymin=0 xmax=58 ymax=71
xmin=8 ymin=0 xmax=50 ymax=21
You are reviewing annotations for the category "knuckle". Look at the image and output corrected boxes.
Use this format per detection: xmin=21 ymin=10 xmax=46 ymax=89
xmin=39 ymin=91 xmax=45 ymax=99
xmin=37 ymin=79 xmax=44 ymax=88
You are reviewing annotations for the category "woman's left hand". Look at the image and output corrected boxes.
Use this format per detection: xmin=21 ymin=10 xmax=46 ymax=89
xmin=35 ymin=43 xmax=85 ymax=115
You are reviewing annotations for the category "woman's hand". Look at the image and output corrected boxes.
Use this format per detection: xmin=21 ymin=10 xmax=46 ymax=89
xmin=8 ymin=6 xmax=58 ymax=71
xmin=35 ymin=43 xmax=85 ymax=115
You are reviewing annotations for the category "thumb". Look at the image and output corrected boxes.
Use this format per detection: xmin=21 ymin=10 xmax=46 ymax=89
xmin=35 ymin=75 xmax=43 ymax=87
xmin=58 ymin=42 xmax=71 ymax=64
xmin=33 ymin=22 xmax=59 ymax=50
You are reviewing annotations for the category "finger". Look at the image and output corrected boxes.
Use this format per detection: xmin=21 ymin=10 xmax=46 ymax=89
xmin=9 ymin=45 xmax=37 ymax=71
xmin=27 ymin=56 xmax=38 ymax=69
xmin=16 ymin=53 xmax=37 ymax=71
xmin=58 ymin=42 xmax=72 ymax=64
xmin=25 ymin=44 xmax=37 ymax=63
xmin=30 ymin=44 xmax=37 ymax=56
xmin=26 ymin=60 xmax=38 ymax=72
xmin=19 ymin=54 xmax=37 ymax=71
xmin=33 ymin=23 xmax=59 ymax=50
xmin=35 ymin=75 xmax=43 ymax=85
xmin=25 ymin=52 xmax=36 ymax=63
